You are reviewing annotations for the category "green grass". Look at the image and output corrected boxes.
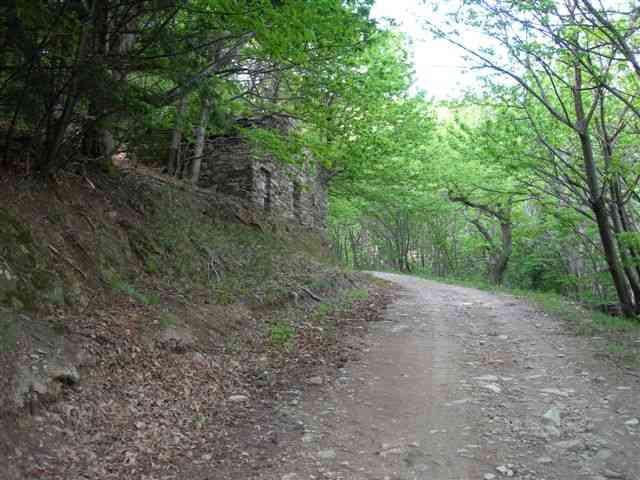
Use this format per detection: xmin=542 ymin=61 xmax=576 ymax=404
xmin=345 ymin=288 xmax=369 ymax=301
xmin=523 ymin=290 xmax=640 ymax=336
xmin=108 ymin=273 xmax=160 ymax=305
xmin=607 ymin=342 xmax=626 ymax=355
xmin=313 ymin=302 xmax=335 ymax=320
xmin=268 ymin=321 xmax=295 ymax=348
xmin=158 ymin=312 xmax=178 ymax=329
xmin=605 ymin=341 xmax=640 ymax=366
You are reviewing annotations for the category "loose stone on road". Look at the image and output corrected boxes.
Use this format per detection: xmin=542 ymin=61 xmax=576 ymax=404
xmin=252 ymin=273 xmax=640 ymax=480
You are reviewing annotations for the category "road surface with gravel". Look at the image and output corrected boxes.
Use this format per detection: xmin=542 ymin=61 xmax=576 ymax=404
xmin=249 ymin=272 xmax=640 ymax=480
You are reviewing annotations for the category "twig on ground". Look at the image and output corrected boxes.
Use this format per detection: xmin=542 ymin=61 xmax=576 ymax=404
xmin=48 ymin=244 xmax=87 ymax=278
xmin=301 ymin=287 xmax=322 ymax=302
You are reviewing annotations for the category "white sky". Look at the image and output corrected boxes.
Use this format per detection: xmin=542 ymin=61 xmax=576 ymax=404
xmin=370 ymin=0 xmax=480 ymax=100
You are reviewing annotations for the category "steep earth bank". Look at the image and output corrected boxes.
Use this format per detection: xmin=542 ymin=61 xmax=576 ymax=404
xmin=0 ymin=169 xmax=393 ymax=479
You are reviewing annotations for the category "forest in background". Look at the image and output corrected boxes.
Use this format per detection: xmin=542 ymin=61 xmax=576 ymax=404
xmin=2 ymin=0 xmax=640 ymax=318
xmin=330 ymin=0 xmax=640 ymax=318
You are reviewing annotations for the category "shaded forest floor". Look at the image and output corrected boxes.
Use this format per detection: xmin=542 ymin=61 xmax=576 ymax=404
xmin=0 ymin=168 xmax=395 ymax=479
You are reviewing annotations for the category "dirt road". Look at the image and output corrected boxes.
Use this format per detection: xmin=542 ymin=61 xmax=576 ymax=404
xmin=252 ymin=272 xmax=640 ymax=480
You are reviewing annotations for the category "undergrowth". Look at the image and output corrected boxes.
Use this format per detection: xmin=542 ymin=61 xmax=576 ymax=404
xmin=140 ymin=183 xmax=332 ymax=307
xmin=268 ymin=321 xmax=296 ymax=349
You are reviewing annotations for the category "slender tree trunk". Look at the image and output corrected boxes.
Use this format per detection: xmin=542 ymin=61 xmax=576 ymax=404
xmin=573 ymin=65 xmax=635 ymax=317
xmin=42 ymin=1 xmax=96 ymax=172
xmin=578 ymin=131 xmax=634 ymax=315
xmin=488 ymin=218 xmax=512 ymax=285
xmin=190 ymin=96 xmax=211 ymax=184
xmin=613 ymin=182 xmax=640 ymax=292
xmin=469 ymin=212 xmax=512 ymax=285
xmin=349 ymin=230 xmax=359 ymax=268
xmin=81 ymin=1 xmax=124 ymax=168
xmin=167 ymin=95 xmax=187 ymax=176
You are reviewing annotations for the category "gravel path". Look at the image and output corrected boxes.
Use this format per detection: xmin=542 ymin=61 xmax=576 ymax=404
xmin=250 ymin=272 xmax=640 ymax=480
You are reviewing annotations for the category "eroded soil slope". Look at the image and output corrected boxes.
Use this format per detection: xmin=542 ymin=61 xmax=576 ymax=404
xmin=0 ymin=171 xmax=394 ymax=479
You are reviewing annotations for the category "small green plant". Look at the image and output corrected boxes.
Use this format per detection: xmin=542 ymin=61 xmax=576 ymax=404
xmin=269 ymin=321 xmax=295 ymax=348
xmin=607 ymin=342 xmax=625 ymax=355
xmin=605 ymin=342 xmax=640 ymax=366
xmin=145 ymin=292 xmax=161 ymax=305
xmin=159 ymin=312 xmax=178 ymax=328
xmin=211 ymin=283 xmax=240 ymax=305
xmin=313 ymin=302 xmax=334 ymax=320
xmin=145 ymin=257 xmax=159 ymax=274
xmin=346 ymin=288 xmax=369 ymax=301
xmin=108 ymin=273 xmax=160 ymax=305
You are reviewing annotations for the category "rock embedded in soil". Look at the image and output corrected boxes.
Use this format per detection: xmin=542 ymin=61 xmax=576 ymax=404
xmin=496 ymin=465 xmax=515 ymax=476
xmin=228 ymin=395 xmax=249 ymax=402
xmin=318 ymin=449 xmax=336 ymax=460
xmin=551 ymin=438 xmax=584 ymax=452
xmin=481 ymin=383 xmax=502 ymax=394
xmin=307 ymin=376 xmax=324 ymax=386
xmin=540 ymin=388 xmax=574 ymax=397
xmin=542 ymin=406 xmax=562 ymax=435
xmin=47 ymin=365 xmax=80 ymax=385
xmin=156 ymin=326 xmax=196 ymax=353
xmin=602 ymin=469 xmax=625 ymax=479
xmin=542 ymin=407 xmax=561 ymax=427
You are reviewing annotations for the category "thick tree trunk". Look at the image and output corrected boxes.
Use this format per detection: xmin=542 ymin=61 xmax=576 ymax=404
xmin=190 ymin=97 xmax=211 ymax=184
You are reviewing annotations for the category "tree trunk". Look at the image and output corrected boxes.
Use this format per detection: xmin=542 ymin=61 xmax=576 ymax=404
xmin=578 ymin=130 xmax=634 ymax=316
xmin=609 ymin=185 xmax=640 ymax=308
xmin=613 ymin=182 xmax=640 ymax=297
xmin=572 ymin=65 xmax=635 ymax=317
xmin=167 ymin=95 xmax=187 ymax=176
xmin=190 ymin=96 xmax=211 ymax=184
xmin=42 ymin=1 xmax=96 ymax=172
xmin=488 ymin=218 xmax=512 ymax=285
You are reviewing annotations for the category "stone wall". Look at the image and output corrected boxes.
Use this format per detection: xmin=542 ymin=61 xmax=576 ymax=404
xmin=197 ymin=136 xmax=253 ymax=197
xmin=196 ymin=134 xmax=327 ymax=231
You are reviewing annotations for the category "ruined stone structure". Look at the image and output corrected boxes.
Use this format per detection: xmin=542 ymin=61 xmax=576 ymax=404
xmin=195 ymin=120 xmax=327 ymax=231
